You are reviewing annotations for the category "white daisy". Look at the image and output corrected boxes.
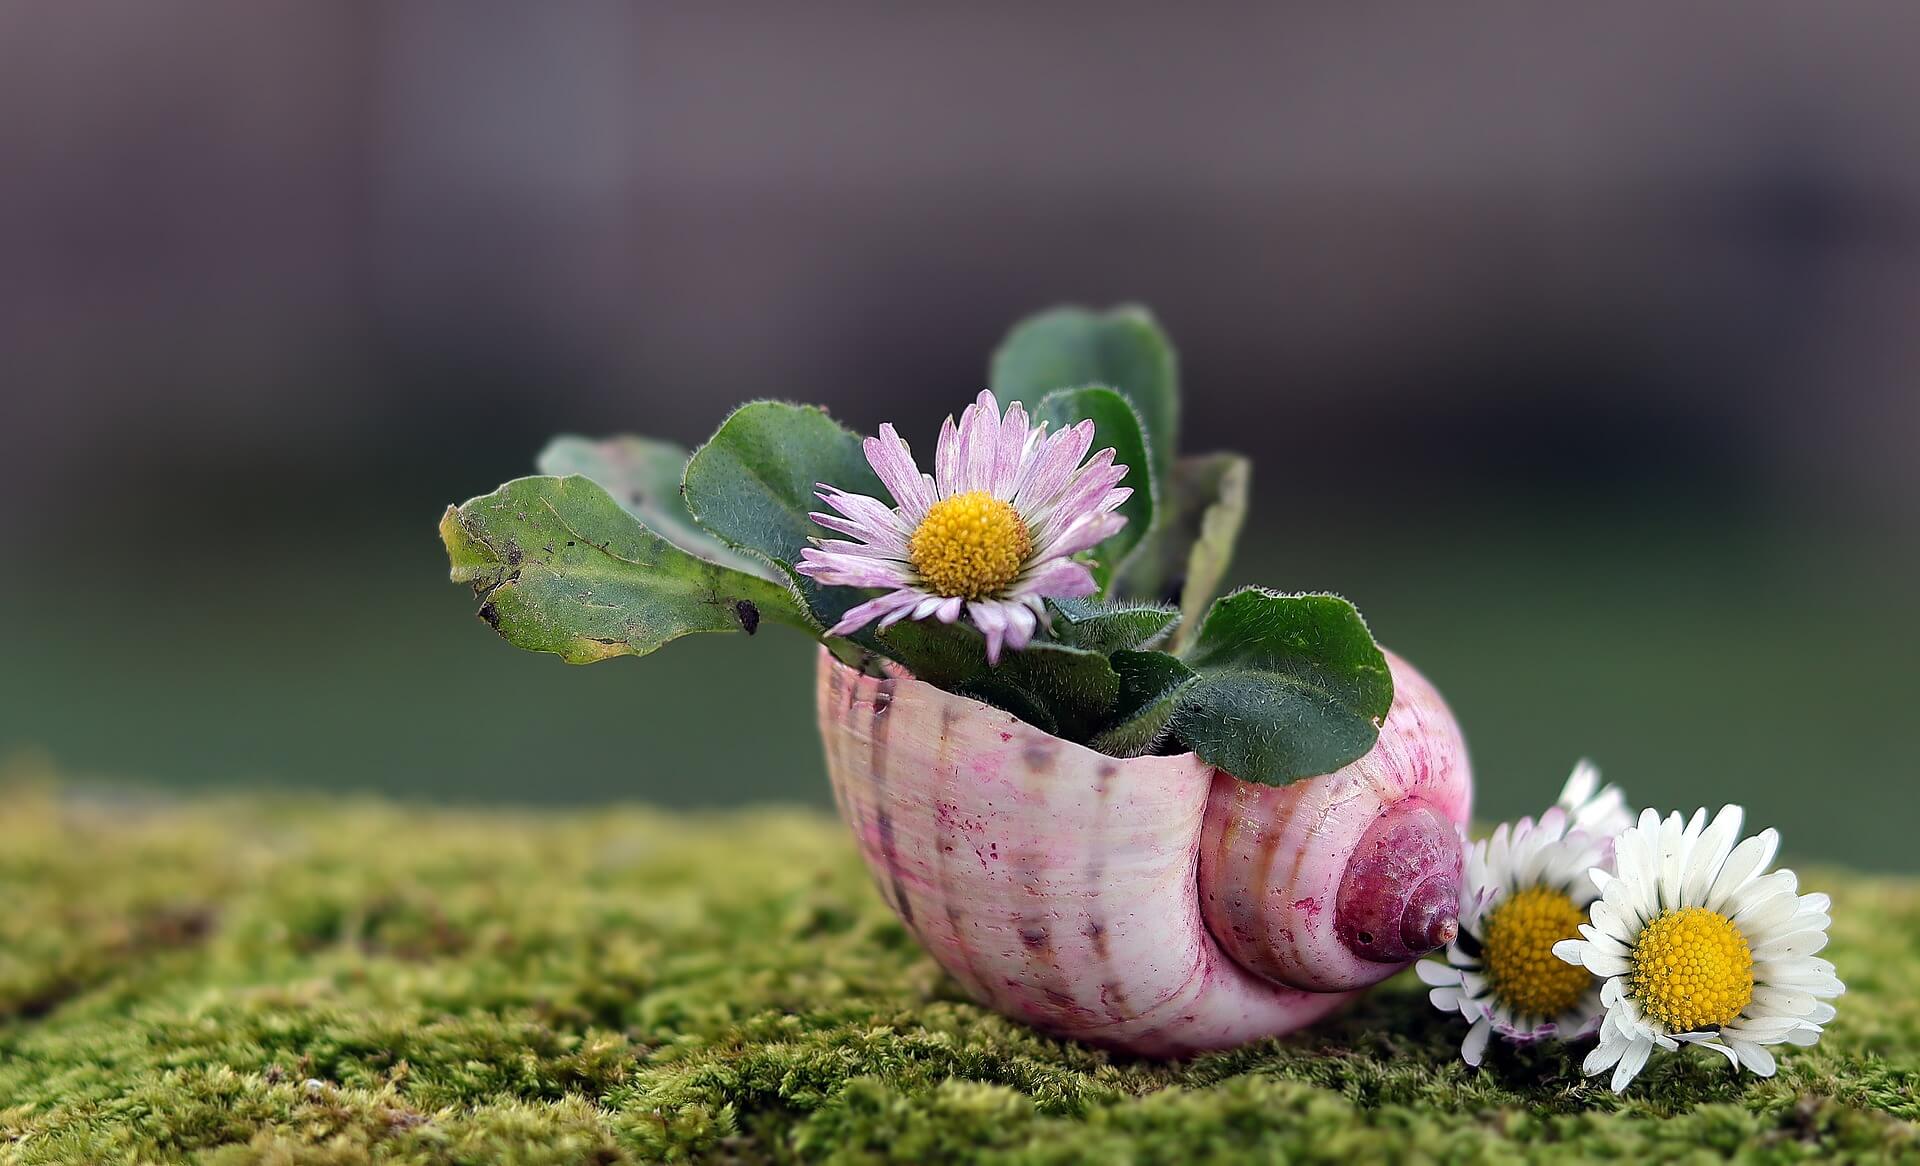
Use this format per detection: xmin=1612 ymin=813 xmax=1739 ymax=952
xmin=1554 ymin=805 xmax=1844 ymax=1093
xmin=1418 ymin=763 xmax=1634 ymax=1065
xmin=1557 ymin=757 xmax=1634 ymax=840
xmin=795 ymin=390 xmax=1132 ymax=662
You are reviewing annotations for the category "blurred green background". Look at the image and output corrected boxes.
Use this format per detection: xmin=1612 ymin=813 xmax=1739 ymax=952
xmin=3 ymin=5 xmax=1916 ymax=869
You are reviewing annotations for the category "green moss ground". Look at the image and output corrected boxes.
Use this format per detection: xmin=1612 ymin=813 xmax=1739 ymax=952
xmin=0 ymin=780 xmax=1914 ymax=1164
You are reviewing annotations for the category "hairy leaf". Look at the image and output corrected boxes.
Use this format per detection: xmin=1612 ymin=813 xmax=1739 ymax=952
xmin=536 ymin=434 xmax=767 ymax=575
xmin=991 ymin=305 xmax=1179 ymax=486
xmin=682 ymin=402 xmax=886 ymax=628
xmin=871 ymin=619 xmax=993 ymax=689
xmin=1172 ymin=589 xmax=1393 ymax=785
xmin=876 ymin=621 xmax=1120 ymax=742
xmin=442 ymin=475 xmax=806 ymax=664
xmin=1089 ymin=650 xmax=1197 ymax=757
xmin=1032 ymin=386 xmax=1156 ymax=589
xmin=1048 ymin=598 xmax=1179 ymax=655
xmin=963 ymin=644 xmax=1120 ymax=743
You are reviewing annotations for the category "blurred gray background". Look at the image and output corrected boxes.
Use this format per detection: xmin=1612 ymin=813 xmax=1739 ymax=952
xmin=2 ymin=3 xmax=1915 ymax=867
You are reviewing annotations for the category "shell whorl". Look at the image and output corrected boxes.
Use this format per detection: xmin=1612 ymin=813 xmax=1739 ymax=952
xmin=1196 ymin=653 xmax=1471 ymax=993
xmin=814 ymin=646 xmax=1471 ymax=1056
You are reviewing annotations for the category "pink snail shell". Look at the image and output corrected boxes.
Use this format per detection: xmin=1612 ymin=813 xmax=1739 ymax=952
xmin=815 ymin=646 xmax=1472 ymax=1057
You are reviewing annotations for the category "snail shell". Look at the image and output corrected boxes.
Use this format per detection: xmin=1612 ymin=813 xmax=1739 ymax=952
xmin=816 ymin=646 xmax=1471 ymax=1057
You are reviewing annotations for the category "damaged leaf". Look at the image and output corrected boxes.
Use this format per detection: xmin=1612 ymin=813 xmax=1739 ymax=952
xmin=442 ymin=475 xmax=807 ymax=664
xmin=536 ymin=434 xmax=767 ymax=575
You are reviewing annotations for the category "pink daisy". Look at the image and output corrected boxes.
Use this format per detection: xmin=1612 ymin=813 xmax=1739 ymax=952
xmin=795 ymin=390 xmax=1133 ymax=663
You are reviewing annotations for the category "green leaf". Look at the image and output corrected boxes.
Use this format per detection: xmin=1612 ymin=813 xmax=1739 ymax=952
xmin=682 ymin=402 xmax=887 ymax=628
xmin=535 ymin=434 xmax=768 ymax=575
xmin=964 ymin=644 xmax=1120 ymax=742
xmin=1048 ymin=597 xmax=1179 ymax=655
xmin=441 ymin=475 xmax=808 ymax=664
xmin=1089 ymin=650 xmax=1197 ymax=757
xmin=1032 ymin=386 xmax=1156 ymax=589
xmin=991 ymin=305 xmax=1179 ymax=487
xmin=870 ymin=619 xmax=993 ymax=689
xmin=1171 ymin=589 xmax=1393 ymax=785
xmin=875 ymin=621 xmax=1120 ymax=742
xmin=1113 ymin=452 xmax=1250 ymax=650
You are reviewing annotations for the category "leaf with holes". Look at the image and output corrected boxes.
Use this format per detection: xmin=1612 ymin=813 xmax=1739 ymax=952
xmin=442 ymin=475 xmax=807 ymax=663
xmin=536 ymin=434 xmax=768 ymax=575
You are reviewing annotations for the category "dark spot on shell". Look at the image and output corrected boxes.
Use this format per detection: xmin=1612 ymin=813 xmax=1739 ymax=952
xmin=477 ymin=602 xmax=501 ymax=629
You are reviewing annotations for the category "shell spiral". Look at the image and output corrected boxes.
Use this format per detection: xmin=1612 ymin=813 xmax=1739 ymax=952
xmin=815 ymin=646 xmax=1471 ymax=1057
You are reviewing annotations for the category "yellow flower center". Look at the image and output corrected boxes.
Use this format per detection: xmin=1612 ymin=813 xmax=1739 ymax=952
xmin=1629 ymin=906 xmax=1754 ymax=1031
xmin=907 ymin=490 xmax=1032 ymax=600
xmin=1481 ymin=885 xmax=1594 ymax=1018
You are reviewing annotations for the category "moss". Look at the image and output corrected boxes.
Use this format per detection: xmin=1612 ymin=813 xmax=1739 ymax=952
xmin=0 ymin=780 xmax=1913 ymax=1164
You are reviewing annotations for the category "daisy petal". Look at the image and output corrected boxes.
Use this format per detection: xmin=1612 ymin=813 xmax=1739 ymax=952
xmin=1002 ymin=602 xmax=1038 ymax=653
xmin=1583 ymin=951 xmax=1631 ymax=978
xmin=1751 ymin=930 xmax=1830 ymax=961
xmin=970 ymin=600 xmax=1010 ymax=664
xmin=865 ymin=425 xmax=934 ymax=518
xmin=1462 ymin=1017 xmax=1491 ymax=1067
xmin=962 ymin=390 xmax=1001 ymax=494
xmin=1728 ymin=1039 xmax=1776 ymax=1077
xmin=1010 ymin=557 xmax=1098 ymax=601
xmin=1034 ymin=510 xmax=1127 ymax=560
xmin=1682 ymin=805 xmax=1744 ymax=905
xmin=1706 ymin=830 xmax=1779 ymax=912
xmin=933 ymin=414 xmax=960 ymax=495
xmin=1612 ymin=1038 xmax=1651 ymax=1093
xmin=1584 ymin=1032 xmax=1629 ymax=1076
xmin=1731 ymin=891 xmax=1799 ymax=940
xmin=993 ymin=400 xmax=1030 ymax=498
xmin=826 ymin=589 xmax=927 ymax=637
xmin=1694 ymin=1039 xmax=1740 ymax=1068
xmin=1751 ymin=986 xmax=1817 ymax=1018
xmin=797 ymin=551 xmax=913 ymax=590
